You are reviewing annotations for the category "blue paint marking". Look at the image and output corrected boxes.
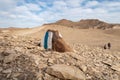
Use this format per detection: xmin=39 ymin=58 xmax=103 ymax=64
xmin=44 ymin=31 xmax=49 ymax=49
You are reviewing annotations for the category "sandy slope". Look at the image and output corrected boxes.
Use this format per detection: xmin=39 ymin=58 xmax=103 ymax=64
xmin=1 ymin=25 xmax=120 ymax=51
xmin=30 ymin=25 xmax=120 ymax=51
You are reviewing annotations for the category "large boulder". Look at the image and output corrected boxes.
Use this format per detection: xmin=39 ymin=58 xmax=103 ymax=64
xmin=52 ymin=30 xmax=73 ymax=52
xmin=46 ymin=64 xmax=85 ymax=80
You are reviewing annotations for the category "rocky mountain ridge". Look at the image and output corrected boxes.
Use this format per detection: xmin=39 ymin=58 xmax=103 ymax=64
xmin=45 ymin=19 xmax=120 ymax=29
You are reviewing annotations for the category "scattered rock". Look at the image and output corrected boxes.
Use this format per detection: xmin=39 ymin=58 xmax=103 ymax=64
xmin=0 ymin=34 xmax=120 ymax=80
xmin=46 ymin=64 xmax=86 ymax=80
xmin=43 ymin=73 xmax=60 ymax=80
xmin=4 ymin=53 xmax=20 ymax=63
xmin=80 ymin=65 xmax=87 ymax=72
xmin=48 ymin=58 xmax=54 ymax=64
xmin=2 ymin=68 xmax=12 ymax=73
xmin=39 ymin=63 xmax=47 ymax=69
xmin=0 ymin=67 xmax=3 ymax=72
xmin=14 ymin=47 xmax=22 ymax=52
xmin=111 ymin=64 xmax=120 ymax=72
xmin=2 ymin=49 xmax=16 ymax=56
xmin=102 ymin=60 xmax=112 ymax=67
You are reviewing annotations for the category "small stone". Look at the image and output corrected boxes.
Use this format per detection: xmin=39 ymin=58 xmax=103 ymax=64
xmin=80 ymin=65 xmax=87 ymax=72
xmin=0 ymin=67 xmax=3 ymax=72
xmin=1 ymin=51 xmax=10 ymax=56
xmin=59 ymin=59 xmax=64 ymax=63
xmin=36 ymin=71 xmax=43 ymax=80
xmin=12 ymin=78 xmax=18 ymax=80
xmin=4 ymin=53 xmax=20 ymax=63
xmin=12 ymin=35 xmax=18 ymax=39
xmin=15 ymin=47 xmax=22 ymax=52
xmin=112 ymin=74 xmax=120 ymax=80
xmin=27 ymin=46 xmax=35 ymax=49
xmin=39 ymin=63 xmax=47 ymax=69
xmin=91 ymin=67 xmax=99 ymax=73
xmin=86 ymin=74 xmax=92 ymax=80
xmin=7 ymin=73 xmax=11 ymax=78
xmin=111 ymin=64 xmax=120 ymax=72
xmin=12 ymin=73 xmax=21 ymax=77
xmin=0 ymin=36 xmax=4 ymax=39
xmin=102 ymin=60 xmax=112 ymax=66
xmin=2 ymin=69 xmax=12 ymax=73
xmin=48 ymin=58 xmax=54 ymax=64
xmin=41 ymin=53 xmax=50 ymax=58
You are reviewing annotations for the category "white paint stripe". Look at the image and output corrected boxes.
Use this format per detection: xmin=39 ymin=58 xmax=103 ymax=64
xmin=41 ymin=33 xmax=45 ymax=47
xmin=47 ymin=31 xmax=53 ymax=49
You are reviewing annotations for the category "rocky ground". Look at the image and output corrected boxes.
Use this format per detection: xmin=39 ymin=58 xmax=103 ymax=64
xmin=0 ymin=33 xmax=120 ymax=80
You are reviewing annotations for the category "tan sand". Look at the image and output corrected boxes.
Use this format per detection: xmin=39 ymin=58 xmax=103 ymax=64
xmin=5 ymin=24 xmax=120 ymax=51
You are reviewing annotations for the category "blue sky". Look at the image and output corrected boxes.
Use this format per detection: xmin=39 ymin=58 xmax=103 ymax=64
xmin=0 ymin=0 xmax=120 ymax=28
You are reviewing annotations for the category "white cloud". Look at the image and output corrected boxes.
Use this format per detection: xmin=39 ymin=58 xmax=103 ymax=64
xmin=65 ymin=0 xmax=84 ymax=7
xmin=0 ymin=0 xmax=17 ymax=10
xmin=93 ymin=8 xmax=107 ymax=13
xmin=52 ymin=1 xmax=67 ymax=11
xmin=14 ymin=6 xmax=28 ymax=14
xmin=0 ymin=0 xmax=120 ymax=28
xmin=38 ymin=1 xmax=47 ymax=8
xmin=104 ymin=1 xmax=120 ymax=7
xmin=9 ymin=14 xmax=17 ymax=18
xmin=25 ymin=3 xmax=42 ymax=11
xmin=0 ymin=1 xmax=45 ymax=28
xmin=85 ymin=1 xmax=99 ymax=7
xmin=0 ymin=11 xmax=9 ymax=15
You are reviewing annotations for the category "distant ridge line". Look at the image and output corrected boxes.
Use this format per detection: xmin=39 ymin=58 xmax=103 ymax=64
xmin=44 ymin=19 xmax=120 ymax=29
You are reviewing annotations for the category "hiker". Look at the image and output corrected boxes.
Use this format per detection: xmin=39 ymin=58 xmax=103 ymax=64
xmin=108 ymin=42 xmax=111 ymax=49
xmin=103 ymin=42 xmax=111 ymax=50
xmin=104 ymin=44 xmax=107 ymax=49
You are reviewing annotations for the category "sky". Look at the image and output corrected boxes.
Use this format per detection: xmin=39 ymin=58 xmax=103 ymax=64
xmin=0 ymin=0 xmax=120 ymax=28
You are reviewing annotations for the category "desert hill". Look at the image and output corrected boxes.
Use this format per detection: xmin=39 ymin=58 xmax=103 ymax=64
xmin=45 ymin=19 xmax=120 ymax=29
xmin=0 ymin=19 xmax=120 ymax=80
xmin=0 ymin=20 xmax=120 ymax=51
